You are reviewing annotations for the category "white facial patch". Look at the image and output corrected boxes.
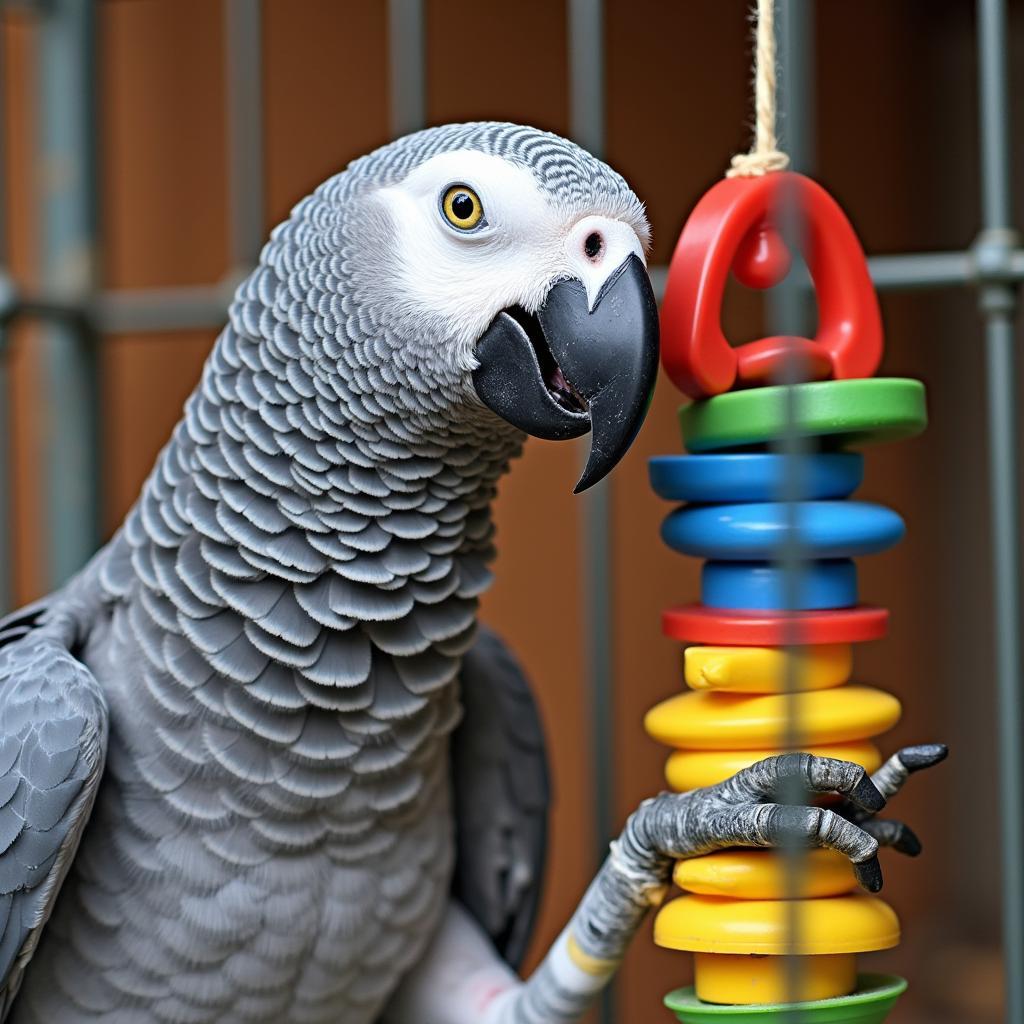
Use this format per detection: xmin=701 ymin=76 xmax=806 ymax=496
xmin=373 ymin=153 xmax=560 ymax=354
xmin=372 ymin=149 xmax=648 ymax=367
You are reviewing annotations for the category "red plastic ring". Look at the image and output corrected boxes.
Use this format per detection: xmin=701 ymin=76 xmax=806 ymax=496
xmin=660 ymin=172 xmax=883 ymax=399
xmin=661 ymin=604 xmax=889 ymax=646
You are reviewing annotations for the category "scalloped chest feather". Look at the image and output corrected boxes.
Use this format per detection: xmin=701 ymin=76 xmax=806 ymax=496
xmin=8 ymin=312 xmax=521 ymax=1023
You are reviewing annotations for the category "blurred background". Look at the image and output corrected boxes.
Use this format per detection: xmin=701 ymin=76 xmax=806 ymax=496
xmin=0 ymin=1 xmax=1021 ymax=1021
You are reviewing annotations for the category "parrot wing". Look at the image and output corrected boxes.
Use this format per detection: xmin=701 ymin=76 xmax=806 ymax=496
xmin=0 ymin=605 xmax=108 ymax=1018
xmin=450 ymin=626 xmax=550 ymax=970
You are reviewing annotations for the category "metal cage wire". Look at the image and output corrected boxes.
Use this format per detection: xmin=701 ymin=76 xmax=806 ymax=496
xmin=0 ymin=1 xmax=1021 ymax=1021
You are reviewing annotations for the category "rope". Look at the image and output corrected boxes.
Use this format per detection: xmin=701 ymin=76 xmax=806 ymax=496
xmin=726 ymin=0 xmax=790 ymax=178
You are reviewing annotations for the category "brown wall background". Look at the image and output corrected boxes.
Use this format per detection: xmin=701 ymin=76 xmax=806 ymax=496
xmin=2 ymin=2 xmax=1021 ymax=1021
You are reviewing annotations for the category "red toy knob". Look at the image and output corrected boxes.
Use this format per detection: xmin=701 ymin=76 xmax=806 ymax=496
xmin=660 ymin=172 xmax=883 ymax=399
xmin=733 ymin=223 xmax=792 ymax=289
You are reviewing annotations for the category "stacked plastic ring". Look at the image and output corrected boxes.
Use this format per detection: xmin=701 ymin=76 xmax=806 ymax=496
xmin=648 ymin=172 xmax=927 ymax=1024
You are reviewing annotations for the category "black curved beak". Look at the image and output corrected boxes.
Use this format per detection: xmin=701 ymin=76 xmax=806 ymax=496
xmin=471 ymin=254 xmax=659 ymax=492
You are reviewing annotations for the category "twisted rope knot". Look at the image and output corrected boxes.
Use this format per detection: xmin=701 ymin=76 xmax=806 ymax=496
xmin=726 ymin=149 xmax=791 ymax=178
xmin=727 ymin=0 xmax=789 ymax=179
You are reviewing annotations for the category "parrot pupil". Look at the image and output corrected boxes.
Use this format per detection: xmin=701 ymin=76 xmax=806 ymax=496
xmin=452 ymin=193 xmax=474 ymax=220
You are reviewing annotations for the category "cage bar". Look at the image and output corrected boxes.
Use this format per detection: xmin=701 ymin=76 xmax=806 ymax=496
xmin=388 ymin=0 xmax=426 ymax=140
xmin=225 ymin=0 xmax=265 ymax=273
xmin=566 ymin=6 xmax=618 ymax=1023
xmin=771 ymin=3 xmax=817 ymax=1018
xmin=0 ymin=22 xmax=10 ymax=614
xmin=37 ymin=0 xmax=100 ymax=591
xmin=567 ymin=0 xmax=616 ymax=886
xmin=976 ymin=2 xmax=1024 ymax=1022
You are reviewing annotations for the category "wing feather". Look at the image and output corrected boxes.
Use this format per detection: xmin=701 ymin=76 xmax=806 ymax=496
xmin=450 ymin=627 xmax=549 ymax=970
xmin=0 ymin=621 xmax=108 ymax=1018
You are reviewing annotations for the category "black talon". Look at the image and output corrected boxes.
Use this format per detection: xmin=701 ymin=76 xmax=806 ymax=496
xmin=894 ymin=825 xmax=923 ymax=857
xmin=863 ymin=819 xmax=923 ymax=857
xmin=853 ymin=856 xmax=883 ymax=893
xmin=851 ymin=773 xmax=886 ymax=814
xmin=898 ymin=744 xmax=948 ymax=772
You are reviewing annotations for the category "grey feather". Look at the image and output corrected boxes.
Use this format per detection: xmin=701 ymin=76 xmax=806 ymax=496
xmin=451 ymin=627 xmax=550 ymax=970
xmin=0 ymin=623 xmax=107 ymax=1018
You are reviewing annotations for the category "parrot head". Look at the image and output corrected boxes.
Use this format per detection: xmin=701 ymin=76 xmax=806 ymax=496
xmin=300 ymin=122 xmax=659 ymax=491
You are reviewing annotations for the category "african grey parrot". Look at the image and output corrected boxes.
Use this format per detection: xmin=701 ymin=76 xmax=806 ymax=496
xmin=0 ymin=122 xmax=945 ymax=1023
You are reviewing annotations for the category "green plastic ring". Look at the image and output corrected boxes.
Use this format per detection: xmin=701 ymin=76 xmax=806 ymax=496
xmin=679 ymin=380 xmax=927 ymax=453
xmin=663 ymin=974 xmax=907 ymax=1024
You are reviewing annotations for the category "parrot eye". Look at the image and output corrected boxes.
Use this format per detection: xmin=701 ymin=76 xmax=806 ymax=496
xmin=441 ymin=184 xmax=485 ymax=231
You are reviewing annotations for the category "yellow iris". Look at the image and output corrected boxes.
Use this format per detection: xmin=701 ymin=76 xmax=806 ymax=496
xmin=442 ymin=185 xmax=483 ymax=230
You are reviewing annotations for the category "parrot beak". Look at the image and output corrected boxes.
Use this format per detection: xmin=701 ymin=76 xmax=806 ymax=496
xmin=471 ymin=253 xmax=659 ymax=492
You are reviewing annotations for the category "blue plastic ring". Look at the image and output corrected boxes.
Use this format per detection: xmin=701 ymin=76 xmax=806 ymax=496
xmin=662 ymin=501 xmax=905 ymax=561
xmin=702 ymin=559 xmax=858 ymax=611
xmin=649 ymin=453 xmax=864 ymax=503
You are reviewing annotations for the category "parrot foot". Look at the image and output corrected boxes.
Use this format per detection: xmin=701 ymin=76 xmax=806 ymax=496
xmin=624 ymin=745 xmax=947 ymax=895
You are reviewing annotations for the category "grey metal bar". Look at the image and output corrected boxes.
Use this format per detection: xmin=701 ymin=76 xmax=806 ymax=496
xmin=975 ymin=2 xmax=1024 ymax=1022
xmin=979 ymin=0 xmax=1013 ymax=232
xmin=774 ymin=3 xmax=814 ymax=1016
xmin=0 ymin=279 xmax=238 ymax=335
xmin=92 ymin=281 xmax=240 ymax=334
xmin=871 ymin=248 xmax=1024 ymax=292
xmin=985 ymin=312 xmax=1023 ymax=1024
xmin=38 ymin=0 xmax=101 ymax=590
xmin=38 ymin=242 xmax=1019 ymax=330
xmin=16 ymin=239 xmax=1024 ymax=335
xmin=776 ymin=0 xmax=814 ymax=177
xmin=0 ymin=28 xmax=10 ymax=615
xmin=224 ymin=0 xmax=265 ymax=271
xmin=568 ymin=0 xmax=605 ymax=158
xmin=567 ymin=3 xmax=614 ymax=1022
xmin=34 ymin=237 xmax=1007 ymax=337
xmin=568 ymin=0 xmax=613 ymax=853
xmin=387 ymin=0 xmax=426 ymax=138
xmin=0 ymin=334 xmax=9 ymax=614
xmin=869 ymin=250 xmax=975 ymax=291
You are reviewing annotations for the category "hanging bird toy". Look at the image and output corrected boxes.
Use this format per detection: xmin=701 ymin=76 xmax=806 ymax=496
xmin=646 ymin=2 xmax=944 ymax=1021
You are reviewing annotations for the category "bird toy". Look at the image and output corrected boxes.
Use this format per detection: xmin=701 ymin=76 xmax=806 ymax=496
xmin=644 ymin=4 xmax=943 ymax=1021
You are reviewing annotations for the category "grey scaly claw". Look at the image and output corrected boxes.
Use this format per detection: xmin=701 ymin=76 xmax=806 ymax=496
xmin=627 ymin=753 xmax=889 ymax=895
